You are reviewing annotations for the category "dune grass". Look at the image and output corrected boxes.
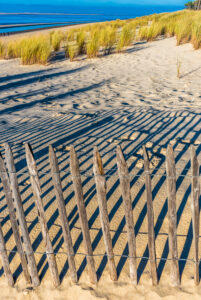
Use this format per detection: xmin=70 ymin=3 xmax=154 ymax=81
xmin=175 ymin=20 xmax=193 ymax=45
xmin=0 ymin=40 xmax=5 ymax=59
xmin=1 ymin=10 xmax=201 ymax=65
xmin=50 ymin=31 xmax=65 ymax=51
xmin=76 ymin=31 xmax=86 ymax=55
xmin=86 ymin=30 xmax=100 ymax=58
xmin=191 ymin=24 xmax=201 ymax=49
xmin=67 ymin=29 xmax=77 ymax=42
xmin=100 ymin=26 xmax=117 ymax=55
xmin=116 ymin=24 xmax=134 ymax=52
xmin=65 ymin=44 xmax=78 ymax=61
xmin=20 ymin=36 xmax=51 ymax=65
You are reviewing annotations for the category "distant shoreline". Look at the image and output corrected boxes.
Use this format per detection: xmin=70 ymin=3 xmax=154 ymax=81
xmin=0 ymin=12 xmax=100 ymax=15
xmin=0 ymin=21 xmax=98 ymax=39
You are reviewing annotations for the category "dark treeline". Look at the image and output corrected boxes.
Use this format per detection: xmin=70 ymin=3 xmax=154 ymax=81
xmin=185 ymin=1 xmax=201 ymax=10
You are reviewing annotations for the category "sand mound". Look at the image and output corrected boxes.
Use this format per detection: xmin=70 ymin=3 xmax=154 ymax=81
xmin=0 ymin=37 xmax=201 ymax=299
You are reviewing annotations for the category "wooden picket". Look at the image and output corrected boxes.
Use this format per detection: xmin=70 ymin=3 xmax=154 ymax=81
xmin=0 ymin=142 xmax=199 ymax=288
xmin=25 ymin=143 xmax=60 ymax=287
xmin=190 ymin=146 xmax=200 ymax=285
xmin=166 ymin=144 xmax=180 ymax=287
xmin=116 ymin=145 xmax=137 ymax=284
xmin=0 ymin=151 xmax=30 ymax=284
xmin=70 ymin=146 xmax=97 ymax=284
xmin=143 ymin=146 xmax=158 ymax=286
xmin=4 ymin=143 xmax=40 ymax=287
xmin=93 ymin=147 xmax=117 ymax=281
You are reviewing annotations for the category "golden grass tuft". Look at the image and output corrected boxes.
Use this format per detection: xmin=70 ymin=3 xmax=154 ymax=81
xmin=1 ymin=9 xmax=201 ymax=65
xmin=175 ymin=20 xmax=192 ymax=45
xmin=67 ymin=29 xmax=77 ymax=42
xmin=191 ymin=24 xmax=201 ymax=49
xmin=0 ymin=40 xmax=6 ymax=59
xmin=65 ymin=44 xmax=78 ymax=61
xmin=100 ymin=26 xmax=117 ymax=55
xmin=116 ymin=24 xmax=134 ymax=52
xmin=76 ymin=31 xmax=86 ymax=55
xmin=51 ymin=31 xmax=65 ymax=51
xmin=20 ymin=36 xmax=51 ymax=65
xmin=86 ymin=30 xmax=100 ymax=58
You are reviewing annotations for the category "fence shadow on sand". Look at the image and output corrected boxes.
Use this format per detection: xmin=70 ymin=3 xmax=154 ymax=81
xmin=0 ymin=85 xmax=200 ymax=287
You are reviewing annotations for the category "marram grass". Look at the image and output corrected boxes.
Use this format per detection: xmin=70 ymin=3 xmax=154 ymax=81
xmin=86 ymin=30 xmax=100 ymax=58
xmin=20 ymin=36 xmax=51 ymax=65
xmin=0 ymin=40 xmax=5 ymax=59
xmin=65 ymin=44 xmax=78 ymax=61
xmin=100 ymin=26 xmax=117 ymax=55
xmin=191 ymin=24 xmax=201 ymax=49
xmin=50 ymin=31 xmax=65 ymax=52
xmin=0 ymin=10 xmax=201 ymax=65
xmin=116 ymin=24 xmax=134 ymax=52
xmin=76 ymin=31 xmax=86 ymax=55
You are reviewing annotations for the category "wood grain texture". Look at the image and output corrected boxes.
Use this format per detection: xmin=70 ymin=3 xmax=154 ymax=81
xmin=49 ymin=145 xmax=77 ymax=283
xmin=4 ymin=143 xmax=40 ymax=287
xmin=0 ymin=151 xmax=30 ymax=284
xmin=191 ymin=146 xmax=200 ymax=285
xmin=0 ymin=223 xmax=14 ymax=286
xmin=166 ymin=144 xmax=180 ymax=287
xmin=143 ymin=146 xmax=158 ymax=286
xmin=116 ymin=145 xmax=137 ymax=284
xmin=25 ymin=143 xmax=60 ymax=287
xmin=70 ymin=146 xmax=97 ymax=284
xmin=93 ymin=147 xmax=117 ymax=281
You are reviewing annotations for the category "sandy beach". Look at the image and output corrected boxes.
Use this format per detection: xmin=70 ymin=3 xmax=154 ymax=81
xmin=0 ymin=34 xmax=201 ymax=300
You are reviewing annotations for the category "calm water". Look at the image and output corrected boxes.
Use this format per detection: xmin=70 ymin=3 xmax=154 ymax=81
xmin=0 ymin=4 xmax=184 ymax=34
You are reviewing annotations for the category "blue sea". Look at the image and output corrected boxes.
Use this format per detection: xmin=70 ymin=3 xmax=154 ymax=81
xmin=0 ymin=4 xmax=184 ymax=34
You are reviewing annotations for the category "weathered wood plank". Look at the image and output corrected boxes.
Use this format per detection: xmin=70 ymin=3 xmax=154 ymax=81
xmin=0 ymin=222 xmax=14 ymax=286
xmin=25 ymin=143 xmax=60 ymax=287
xmin=93 ymin=147 xmax=117 ymax=281
xmin=4 ymin=143 xmax=40 ymax=287
xmin=70 ymin=146 xmax=97 ymax=284
xmin=0 ymin=151 xmax=30 ymax=284
xmin=166 ymin=144 xmax=180 ymax=286
xmin=191 ymin=145 xmax=200 ymax=285
xmin=116 ymin=145 xmax=137 ymax=284
xmin=49 ymin=145 xmax=77 ymax=283
xmin=143 ymin=146 xmax=158 ymax=286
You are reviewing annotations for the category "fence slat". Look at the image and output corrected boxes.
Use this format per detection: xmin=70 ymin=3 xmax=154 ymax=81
xmin=49 ymin=145 xmax=77 ymax=283
xmin=191 ymin=146 xmax=200 ymax=285
xmin=0 ymin=223 xmax=14 ymax=286
xmin=0 ymin=152 xmax=30 ymax=284
xmin=4 ymin=143 xmax=40 ymax=287
xmin=166 ymin=144 xmax=180 ymax=287
xmin=143 ymin=146 xmax=158 ymax=286
xmin=70 ymin=146 xmax=97 ymax=284
xmin=93 ymin=147 xmax=117 ymax=281
xmin=116 ymin=145 xmax=137 ymax=284
xmin=25 ymin=143 xmax=60 ymax=287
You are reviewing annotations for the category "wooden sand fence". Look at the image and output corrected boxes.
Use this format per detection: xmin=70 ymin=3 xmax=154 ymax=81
xmin=0 ymin=142 xmax=200 ymax=287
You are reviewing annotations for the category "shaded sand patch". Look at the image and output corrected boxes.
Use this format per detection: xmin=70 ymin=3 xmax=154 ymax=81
xmin=0 ymin=37 xmax=201 ymax=299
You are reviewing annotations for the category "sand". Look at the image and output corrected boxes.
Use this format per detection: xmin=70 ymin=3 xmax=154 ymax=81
xmin=0 ymin=36 xmax=201 ymax=300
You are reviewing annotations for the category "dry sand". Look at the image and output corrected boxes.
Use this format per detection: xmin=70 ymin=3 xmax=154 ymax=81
xmin=0 ymin=37 xmax=201 ymax=300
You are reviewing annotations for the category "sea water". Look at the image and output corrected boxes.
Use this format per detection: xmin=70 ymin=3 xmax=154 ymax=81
xmin=0 ymin=3 xmax=184 ymax=34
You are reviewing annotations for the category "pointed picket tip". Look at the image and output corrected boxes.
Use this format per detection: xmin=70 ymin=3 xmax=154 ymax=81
xmin=166 ymin=143 xmax=174 ymax=158
xmin=93 ymin=146 xmax=104 ymax=176
xmin=142 ymin=145 xmax=149 ymax=162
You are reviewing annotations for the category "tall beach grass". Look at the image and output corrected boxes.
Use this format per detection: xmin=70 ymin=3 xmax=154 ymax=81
xmin=0 ymin=9 xmax=201 ymax=65
xmin=0 ymin=40 xmax=5 ymax=59
xmin=86 ymin=30 xmax=100 ymax=58
xmin=20 ymin=36 xmax=51 ymax=65
xmin=50 ymin=31 xmax=65 ymax=51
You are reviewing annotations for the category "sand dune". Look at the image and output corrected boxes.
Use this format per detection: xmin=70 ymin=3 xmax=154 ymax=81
xmin=0 ymin=37 xmax=201 ymax=299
